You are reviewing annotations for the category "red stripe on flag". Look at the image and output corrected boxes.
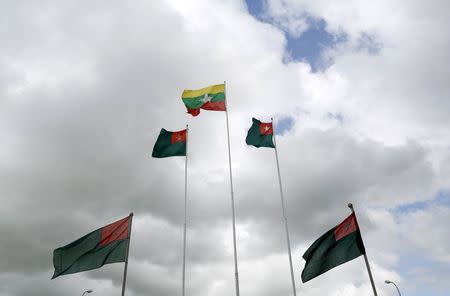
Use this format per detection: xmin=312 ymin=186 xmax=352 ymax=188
xmin=334 ymin=213 xmax=358 ymax=241
xmin=171 ymin=129 xmax=187 ymax=144
xmin=99 ymin=216 xmax=131 ymax=247
xmin=202 ymin=101 xmax=226 ymax=111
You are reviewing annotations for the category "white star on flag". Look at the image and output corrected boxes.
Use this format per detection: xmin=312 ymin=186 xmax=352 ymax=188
xmin=200 ymin=94 xmax=213 ymax=103
xmin=264 ymin=126 xmax=270 ymax=132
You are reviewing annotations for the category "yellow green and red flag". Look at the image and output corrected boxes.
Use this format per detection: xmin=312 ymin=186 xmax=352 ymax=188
xmin=181 ymin=84 xmax=226 ymax=116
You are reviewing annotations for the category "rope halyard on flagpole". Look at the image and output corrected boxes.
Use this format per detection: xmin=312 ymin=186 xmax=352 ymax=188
xmin=182 ymin=125 xmax=188 ymax=296
xmin=348 ymin=203 xmax=378 ymax=296
xmin=121 ymin=213 xmax=133 ymax=296
xmin=224 ymin=81 xmax=241 ymax=296
xmin=271 ymin=118 xmax=297 ymax=296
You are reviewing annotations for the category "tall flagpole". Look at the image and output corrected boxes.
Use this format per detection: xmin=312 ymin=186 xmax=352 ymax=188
xmin=271 ymin=118 xmax=297 ymax=296
xmin=182 ymin=125 xmax=189 ymax=296
xmin=121 ymin=213 xmax=134 ymax=296
xmin=348 ymin=203 xmax=378 ymax=296
xmin=224 ymin=81 xmax=240 ymax=296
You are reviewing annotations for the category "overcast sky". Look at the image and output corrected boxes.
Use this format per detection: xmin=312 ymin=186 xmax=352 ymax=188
xmin=1 ymin=0 xmax=450 ymax=295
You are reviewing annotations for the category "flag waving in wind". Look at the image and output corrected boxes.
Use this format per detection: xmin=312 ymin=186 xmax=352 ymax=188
xmin=152 ymin=128 xmax=187 ymax=158
xmin=52 ymin=215 xmax=132 ymax=279
xmin=181 ymin=84 xmax=226 ymax=116
xmin=245 ymin=118 xmax=275 ymax=148
xmin=301 ymin=213 xmax=366 ymax=282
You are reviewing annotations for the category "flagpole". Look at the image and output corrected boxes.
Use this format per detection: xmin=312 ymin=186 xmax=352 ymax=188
xmin=348 ymin=203 xmax=378 ymax=296
xmin=271 ymin=118 xmax=297 ymax=296
xmin=121 ymin=213 xmax=133 ymax=296
xmin=182 ymin=125 xmax=189 ymax=296
xmin=224 ymin=81 xmax=240 ymax=296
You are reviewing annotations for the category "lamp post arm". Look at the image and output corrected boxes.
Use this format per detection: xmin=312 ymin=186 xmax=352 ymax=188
xmin=392 ymin=282 xmax=401 ymax=296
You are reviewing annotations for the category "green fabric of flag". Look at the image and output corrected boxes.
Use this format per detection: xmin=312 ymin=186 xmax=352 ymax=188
xmin=245 ymin=118 xmax=275 ymax=148
xmin=152 ymin=128 xmax=187 ymax=158
xmin=52 ymin=215 xmax=131 ymax=279
xmin=301 ymin=213 xmax=366 ymax=283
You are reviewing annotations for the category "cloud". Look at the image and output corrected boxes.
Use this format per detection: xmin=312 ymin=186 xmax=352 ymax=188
xmin=1 ymin=0 xmax=449 ymax=295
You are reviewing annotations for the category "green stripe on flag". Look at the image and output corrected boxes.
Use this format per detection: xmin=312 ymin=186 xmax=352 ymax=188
xmin=182 ymin=92 xmax=225 ymax=109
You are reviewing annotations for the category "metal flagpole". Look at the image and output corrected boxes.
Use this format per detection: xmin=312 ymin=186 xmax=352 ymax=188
xmin=271 ymin=118 xmax=297 ymax=296
xmin=182 ymin=125 xmax=189 ymax=296
xmin=224 ymin=81 xmax=240 ymax=296
xmin=121 ymin=213 xmax=134 ymax=296
xmin=348 ymin=203 xmax=378 ymax=296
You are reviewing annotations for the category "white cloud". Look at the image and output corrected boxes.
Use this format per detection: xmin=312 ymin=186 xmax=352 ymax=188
xmin=0 ymin=0 xmax=449 ymax=295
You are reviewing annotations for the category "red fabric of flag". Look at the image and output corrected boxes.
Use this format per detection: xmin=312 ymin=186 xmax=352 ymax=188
xmin=334 ymin=213 xmax=358 ymax=241
xmin=259 ymin=122 xmax=273 ymax=135
xmin=170 ymin=129 xmax=187 ymax=144
xmin=99 ymin=216 xmax=131 ymax=247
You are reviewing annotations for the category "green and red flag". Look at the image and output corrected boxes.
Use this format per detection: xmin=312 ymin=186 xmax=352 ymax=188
xmin=245 ymin=118 xmax=275 ymax=148
xmin=52 ymin=215 xmax=132 ymax=279
xmin=301 ymin=213 xmax=366 ymax=282
xmin=152 ymin=128 xmax=187 ymax=158
xmin=182 ymin=84 xmax=226 ymax=116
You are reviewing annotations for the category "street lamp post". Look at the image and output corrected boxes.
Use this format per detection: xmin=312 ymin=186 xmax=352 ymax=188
xmin=385 ymin=280 xmax=401 ymax=296
xmin=81 ymin=289 xmax=93 ymax=296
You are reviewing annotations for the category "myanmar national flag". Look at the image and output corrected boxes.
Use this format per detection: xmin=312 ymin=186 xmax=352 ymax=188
xmin=301 ymin=213 xmax=366 ymax=283
xmin=245 ymin=118 xmax=275 ymax=148
xmin=52 ymin=215 xmax=132 ymax=279
xmin=182 ymin=84 xmax=226 ymax=116
xmin=152 ymin=128 xmax=187 ymax=158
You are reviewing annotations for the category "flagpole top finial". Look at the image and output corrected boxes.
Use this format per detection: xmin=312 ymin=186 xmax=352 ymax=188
xmin=129 ymin=212 xmax=134 ymax=216
xmin=348 ymin=203 xmax=353 ymax=210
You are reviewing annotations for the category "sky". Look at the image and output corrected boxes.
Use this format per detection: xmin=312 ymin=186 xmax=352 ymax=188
xmin=1 ymin=0 xmax=450 ymax=296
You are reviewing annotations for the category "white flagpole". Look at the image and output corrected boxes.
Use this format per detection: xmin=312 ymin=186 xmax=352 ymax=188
xmin=348 ymin=203 xmax=378 ymax=296
xmin=121 ymin=213 xmax=134 ymax=296
xmin=182 ymin=125 xmax=189 ymax=296
xmin=224 ymin=81 xmax=240 ymax=296
xmin=271 ymin=118 xmax=297 ymax=296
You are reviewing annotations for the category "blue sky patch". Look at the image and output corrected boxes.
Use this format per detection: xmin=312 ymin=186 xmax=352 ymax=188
xmin=391 ymin=190 xmax=450 ymax=296
xmin=394 ymin=200 xmax=429 ymax=214
xmin=393 ymin=190 xmax=450 ymax=215
xmin=245 ymin=0 xmax=346 ymax=72
xmin=397 ymin=253 xmax=450 ymax=296
xmin=246 ymin=0 xmax=264 ymax=17
xmin=282 ymin=18 xmax=346 ymax=72
xmin=275 ymin=116 xmax=294 ymax=135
